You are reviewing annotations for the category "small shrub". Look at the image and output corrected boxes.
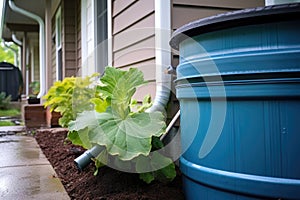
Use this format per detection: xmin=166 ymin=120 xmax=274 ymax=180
xmin=43 ymin=74 xmax=98 ymax=127
xmin=0 ymin=92 xmax=11 ymax=110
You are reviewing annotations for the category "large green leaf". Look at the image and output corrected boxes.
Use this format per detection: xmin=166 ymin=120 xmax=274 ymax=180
xmin=136 ymin=152 xmax=176 ymax=183
xmin=99 ymin=67 xmax=147 ymax=119
xmin=88 ymin=109 xmax=166 ymax=160
xmin=69 ymin=110 xmax=101 ymax=131
xmin=68 ymin=110 xmax=103 ymax=148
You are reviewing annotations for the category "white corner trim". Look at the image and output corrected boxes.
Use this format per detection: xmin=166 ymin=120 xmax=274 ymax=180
xmin=107 ymin=0 xmax=112 ymax=66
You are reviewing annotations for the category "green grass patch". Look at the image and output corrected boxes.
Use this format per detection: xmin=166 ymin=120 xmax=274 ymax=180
xmin=0 ymin=109 xmax=21 ymax=117
xmin=0 ymin=120 xmax=15 ymax=126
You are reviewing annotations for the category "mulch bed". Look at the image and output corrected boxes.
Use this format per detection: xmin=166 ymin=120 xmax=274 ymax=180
xmin=35 ymin=128 xmax=185 ymax=200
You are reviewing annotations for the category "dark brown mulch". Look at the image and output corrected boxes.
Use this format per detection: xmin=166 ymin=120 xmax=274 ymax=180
xmin=35 ymin=128 xmax=185 ymax=200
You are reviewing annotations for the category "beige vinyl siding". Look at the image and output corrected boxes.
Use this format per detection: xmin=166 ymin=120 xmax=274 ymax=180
xmin=172 ymin=0 xmax=264 ymax=29
xmin=112 ymin=0 xmax=155 ymax=101
xmin=171 ymin=0 xmax=265 ymax=63
xmin=172 ymin=0 xmax=264 ymax=9
xmin=62 ymin=0 xmax=77 ymax=77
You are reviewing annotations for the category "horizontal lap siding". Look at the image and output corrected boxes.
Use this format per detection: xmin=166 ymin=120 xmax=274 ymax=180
xmin=172 ymin=6 xmax=235 ymax=29
xmin=112 ymin=0 xmax=155 ymax=101
xmin=63 ymin=0 xmax=76 ymax=77
xmin=172 ymin=0 xmax=264 ymax=10
xmin=171 ymin=0 xmax=265 ymax=64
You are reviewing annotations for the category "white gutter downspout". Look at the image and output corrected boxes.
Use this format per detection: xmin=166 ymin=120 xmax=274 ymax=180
xmin=11 ymin=33 xmax=22 ymax=70
xmin=146 ymin=0 xmax=172 ymax=114
xmin=12 ymin=33 xmax=22 ymax=46
xmin=9 ymin=0 xmax=46 ymax=98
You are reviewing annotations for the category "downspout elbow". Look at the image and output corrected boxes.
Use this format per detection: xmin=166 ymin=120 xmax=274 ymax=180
xmin=12 ymin=33 xmax=22 ymax=46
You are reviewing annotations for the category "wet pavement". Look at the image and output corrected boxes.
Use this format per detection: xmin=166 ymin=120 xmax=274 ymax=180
xmin=0 ymin=126 xmax=70 ymax=199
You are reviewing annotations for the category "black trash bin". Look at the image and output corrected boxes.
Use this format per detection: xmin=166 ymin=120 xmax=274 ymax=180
xmin=0 ymin=62 xmax=23 ymax=101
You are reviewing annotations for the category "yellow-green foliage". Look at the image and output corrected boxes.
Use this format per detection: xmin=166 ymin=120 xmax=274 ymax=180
xmin=43 ymin=74 xmax=98 ymax=127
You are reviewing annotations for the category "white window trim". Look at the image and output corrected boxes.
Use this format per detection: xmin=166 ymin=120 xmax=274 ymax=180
xmin=107 ymin=0 xmax=112 ymax=66
xmin=55 ymin=6 xmax=62 ymax=81
xmin=81 ymin=0 xmax=95 ymax=77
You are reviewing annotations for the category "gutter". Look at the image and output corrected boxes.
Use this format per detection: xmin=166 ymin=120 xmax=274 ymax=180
xmin=8 ymin=0 xmax=46 ymax=98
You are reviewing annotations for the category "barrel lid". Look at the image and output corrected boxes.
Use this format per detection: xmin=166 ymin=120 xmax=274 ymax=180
xmin=170 ymin=3 xmax=300 ymax=50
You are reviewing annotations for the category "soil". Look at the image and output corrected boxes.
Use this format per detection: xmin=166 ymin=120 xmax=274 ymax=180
xmin=35 ymin=128 xmax=185 ymax=200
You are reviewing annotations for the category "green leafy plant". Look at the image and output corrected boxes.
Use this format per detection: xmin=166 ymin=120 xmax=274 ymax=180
xmin=43 ymin=74 xmax=98 ymax=127
xmin=29 ymin=81 xmax=40 ymax=98
xmin=0 ymin=92 xmax=11 ymax=110
xmin=68 ymin=67 xmax=176 ymax=183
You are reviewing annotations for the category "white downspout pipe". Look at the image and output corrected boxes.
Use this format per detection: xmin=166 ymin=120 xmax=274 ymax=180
xmin=146 ymin=0 xmax=172 ymax=114
xmin=11 ymin=33 xmax=22 ymax=68
xmin=9 ymin=0 xmax=46 ymax=98
xmin=12 ymin=33 xmax=22 ymax=46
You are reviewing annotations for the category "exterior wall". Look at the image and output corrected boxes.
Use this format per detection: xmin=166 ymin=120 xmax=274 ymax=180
xmin=62 ymin=0 xmax=77 ymax=77
xmin=112 ymin=0 xmax=156 ymax=101
xmin=50 ymin=0 xmax=80 ymax=84
xmin=110 ymin=0 xmax=264 ymax=102
xmin=172 ymin=0 xmax=264 ymax=29
xmin=171 ymin=0 xmax=264 ymax=67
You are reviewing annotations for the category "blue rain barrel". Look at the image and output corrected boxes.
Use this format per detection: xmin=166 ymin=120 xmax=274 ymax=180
xmin=170 ymin=4 xmax=300 ymax=200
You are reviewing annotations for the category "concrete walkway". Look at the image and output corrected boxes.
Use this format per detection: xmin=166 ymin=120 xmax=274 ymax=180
xmin=0 ymin=126 xmax=69 ymax=199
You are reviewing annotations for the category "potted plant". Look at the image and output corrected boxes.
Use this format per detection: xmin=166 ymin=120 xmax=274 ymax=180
xmin=28 ymin=81 xmax=40 ymax=104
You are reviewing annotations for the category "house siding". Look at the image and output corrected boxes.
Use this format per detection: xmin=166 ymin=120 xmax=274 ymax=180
xmin=110 ymin=0 xmax=263 ymax=102
xmin=50 ymin=0 xmax=80 ymax=83
xmin=62 ymin=0 xmax=77 ymax=77
xmin=170 ymin=0 xmax=265 ymax=69
xmin=172 ymin=0 xmax=265 ymax=29
xmin=112 ymin=0 xmax=156 ymax=101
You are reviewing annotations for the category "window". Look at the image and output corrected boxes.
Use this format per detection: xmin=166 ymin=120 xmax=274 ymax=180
xmin=95 ymin=0 xmax=108 ymax=74
xmin=81 ymin=0 xmax=108 ymax=76
xmin=55 ymin=6 xmax=62 ymax=81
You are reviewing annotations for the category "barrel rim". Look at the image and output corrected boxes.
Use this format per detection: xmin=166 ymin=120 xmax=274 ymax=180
xmin=180 ymin=157 xmax=300 ymax=199
xmin=170 ymin=3 xmax=300 ymax=50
